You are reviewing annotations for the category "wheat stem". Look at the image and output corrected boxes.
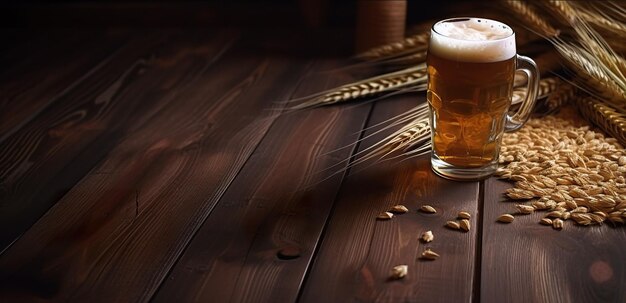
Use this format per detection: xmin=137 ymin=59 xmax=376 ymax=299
xmin=502 ymin=0 xmax=559 ymax=37
xmin=552 ymin=41 xmax=626 ymax=103
xmin=356 ymin=32 xmax=429 ymax=61
xmin=545 ymin=1 xmax=626 ymax=85
xmin=288 ymin=64 xmax=427 ymax=110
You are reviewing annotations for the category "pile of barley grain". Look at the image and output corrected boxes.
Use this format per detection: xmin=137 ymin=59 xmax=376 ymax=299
xmin=496 ymin=116 xmax=626 ymax=227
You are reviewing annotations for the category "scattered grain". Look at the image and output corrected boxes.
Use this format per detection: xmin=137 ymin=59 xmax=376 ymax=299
xmin=420 ymin=205 xmax=437 ymax=214
xmin=446 ymin=221 xmax=460 ymax=230
xmin=546 ymin=211 xmax=563 ymax=218
xmin=497 ymin=214 xmax=515 ymax=223
xmin=421 ymin=230 xmax=434 ymax=243
xmin=553 ymin=218 xmax=564 ymax=230
xmin=459 ymin=219 xmax=471 ymax=232
xmin=390 ymin=205 xmax=409 ymax=214
xmin=421 ymin=249 xmax=440 ymax=260
xmin=458 ymin=211 xmax=471 ymax=219
xmin=391 ymin=265 xmax=408 ymax=279
xmin=516 ymin=204 xmax=535 ymax=214
xmin=377 ymin=212 xmax=394 ymax=220
xmin=540 ymin=218 xmax=553 ymax=225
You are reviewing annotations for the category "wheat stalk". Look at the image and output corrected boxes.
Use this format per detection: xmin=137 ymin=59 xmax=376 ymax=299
xmin=287 ymin=64 xmax=427 ymax=110
xmin=543 ymin=81 xmax=577 ymax=113
xmin=580 ymin=10 xmax=626 ymax=40
xmin=553 ymin=42 xmax=626 ymax=104
xmin=545 ymin=1 xmax=626 ymax=85
xmin=550 ymin=1 xmax=626 ymax=39
xmin=543 ymin=0 xmax=578 ymax=25
xmin=502 ymin=0 xmax=559 ymax=37
xmin=576 ymin=97 xmax=626 ymax=145
xmin=512 ymin=77 xmax=575 ymax=114
xmin=311 ymin=104 xmax=430 ymax=185
xmin=591 ymin=1 xmax=626 ymax=53
xmin=356 ymin=32 xmax=429 ymax=61
xmin=595 ymin=0 xmax=626 ymax=19
xmin=570 ymin=12 xmax=626 ymax=77
xmin=348 ymin=117 xmax=431 ymax=172
xmin=379 ymin=118 xmax=430 ymax=156
xmin=353 ymin=104 xmax=430 ymax=165
xmin=512 ymin=77 xmax=560 ymax=105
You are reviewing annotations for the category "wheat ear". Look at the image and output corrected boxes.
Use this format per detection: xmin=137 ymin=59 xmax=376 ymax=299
xmin=570 ymin=11 xmax=626 ymax=77
xmin=346 ymin=117 xmax=431 ymax=176
xmin=354 ymin=106 xmax=429 ymax=161
xmin=544 ymin=81 xmax=577 ymax=113
xmin=287 ymin=64 xmax=427 ymax=110
xmin=512 ymin=77 xmax=560 ymax=105
xmin=580 ymin=10 xmax=626 ymax=40
xmin=552 ymin=41 xmax=626 ymax=104
xmin=562 ymin=1 xmax=626 ymax=39
xmin=317 ymin=103 xmax=429 ymax=161
xmin=545 ymin=1 xmax=626 ymax=76
xmin=502 ymin=0 xmax=559 ymax=37
xmin=576 ymin=97 xmax=626 ymax=145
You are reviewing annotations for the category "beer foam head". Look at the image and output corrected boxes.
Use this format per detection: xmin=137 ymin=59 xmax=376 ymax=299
xmin=430 ymin=18 xmax=515 ymax=62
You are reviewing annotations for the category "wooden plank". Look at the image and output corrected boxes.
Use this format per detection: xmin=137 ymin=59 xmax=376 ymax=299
xmin=0 ymin=33 xmax=315 ymax=302
xmin=299 ymin=96 xmax=481 ymax=303
xmin=152 ymin=61 xmax=373 ymax=303
xmin=0 ymin=30 xmax=234 ymax=250
xmin=480 ymin=178 xmax=626 ymax=303
xmin=0 ymin=29 xmax=129 ymax=142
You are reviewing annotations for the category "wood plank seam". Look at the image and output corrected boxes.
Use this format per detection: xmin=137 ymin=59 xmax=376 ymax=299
xmin=293 ymin=96 xmax=378 ymax=303
xmin=205 ymin=63 xmax=318 ymax=300
xmin=150 ymin=61 xmax=316 ymax=302
xmin=472 ymin=180 xmax=486 ymax=303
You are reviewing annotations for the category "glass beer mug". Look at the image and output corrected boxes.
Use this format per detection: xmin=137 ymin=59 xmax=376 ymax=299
xmin=427 ymin=17 xmax=539 ymax=180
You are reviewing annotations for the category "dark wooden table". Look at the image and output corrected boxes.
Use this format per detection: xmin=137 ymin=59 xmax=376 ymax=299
xmin=1 ymin=28 xmax=625 ymax=303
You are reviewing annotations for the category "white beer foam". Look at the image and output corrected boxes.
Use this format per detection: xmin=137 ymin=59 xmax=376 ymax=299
xmin=430 ymin=18 xmax=516 ymax=62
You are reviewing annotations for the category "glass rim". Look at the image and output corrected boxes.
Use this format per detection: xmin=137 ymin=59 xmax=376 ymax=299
xmin=431 ymin=17 xmax=515 ymax=42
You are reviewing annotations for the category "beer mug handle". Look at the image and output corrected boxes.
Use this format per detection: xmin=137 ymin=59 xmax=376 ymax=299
xmin=505 ymin=55 xmax=539 ymax=132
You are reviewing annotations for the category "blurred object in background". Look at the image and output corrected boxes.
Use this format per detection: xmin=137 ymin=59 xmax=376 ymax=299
xmin=298 ymin=0 xmax=329 ymax=28
xmin=355 ymin=0 xmax=406 ymax=53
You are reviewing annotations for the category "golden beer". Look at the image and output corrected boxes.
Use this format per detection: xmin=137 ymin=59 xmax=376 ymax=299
xmin=427 ymin=18 xmax=539 ymax=180
xmin=427 ymin=53 xmax=515 ymax=167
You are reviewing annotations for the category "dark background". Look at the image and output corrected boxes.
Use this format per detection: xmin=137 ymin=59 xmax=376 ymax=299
xmin=0 ymin=0 xmax=473 ymax=28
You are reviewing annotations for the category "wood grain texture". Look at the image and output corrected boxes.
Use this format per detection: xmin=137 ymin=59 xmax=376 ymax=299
xmin=0 ymin=30 xmax=227 ymax=251
xmin=152 ymin=61 xmax=373 ymax=303
xmin=0 ymin=32 xmax=313 ymax=302
xmin=480 ymin=178 xmax=626 ymax=303
xmin=0 ymin=29 xmax=128 ymax=142
xmin=299 ymin=96 xmax=481 ymax=303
